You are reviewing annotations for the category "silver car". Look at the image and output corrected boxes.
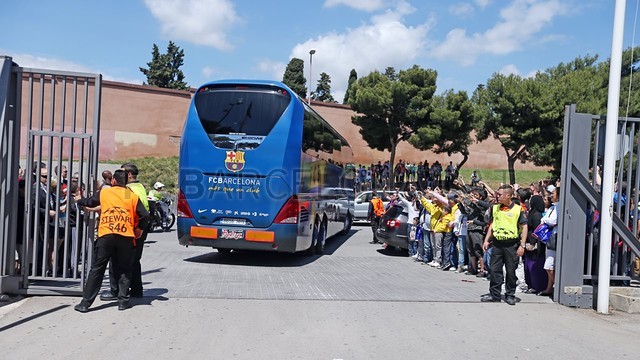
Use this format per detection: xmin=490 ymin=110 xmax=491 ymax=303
xmin=320 ymin=187 xmax=355 ymax=223
xmin=353 ymin=190 xmax=394 ymax=223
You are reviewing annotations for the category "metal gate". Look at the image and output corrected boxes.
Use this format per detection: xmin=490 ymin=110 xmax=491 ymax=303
xmin=0 ymin=55 xmax=101 ymax=295
xmin=556 ymin=104 xmax=640 ymax=308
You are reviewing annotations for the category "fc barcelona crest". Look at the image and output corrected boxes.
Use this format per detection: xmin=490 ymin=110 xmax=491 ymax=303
xmin=225 ymin=150 xmax=245 ymax=172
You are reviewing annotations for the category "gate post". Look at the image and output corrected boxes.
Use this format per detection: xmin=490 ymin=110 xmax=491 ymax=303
xmin=0 ymin=55 xmax=21 ymax=293
xmin=556 ymin=105 xmax=596 ymax=308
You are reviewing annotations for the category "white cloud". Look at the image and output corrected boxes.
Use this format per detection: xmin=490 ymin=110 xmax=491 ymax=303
xmin=4 ymin=51 xmax=142 ymax=84
xmin=323 ymin=0 xmax=387 ymax=12
xmin=475 ymin=0 xmax=491 ymax=9
xmin=144 ymin=0 xmax=240 ymax=51
xmin=499 ymin=64 xmax=520 ymax=76
xmin=449 ymin=3 xmax=475 ymax=17
xmin=499 ymin=64 xmax=539 ymax=79
xmin=278 ymin=2 xmax=431 ymax=101
xmin=525 ymin=69 xmax=539 ymax=78
xmin=430 ymin=0 xmax=569 ymax=66
xmin=257 ymin=60 xmax=287 ymax=80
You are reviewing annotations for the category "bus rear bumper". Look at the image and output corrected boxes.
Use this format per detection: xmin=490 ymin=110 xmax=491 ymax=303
xmin=177 ymin=220 xmax=300 ymax=253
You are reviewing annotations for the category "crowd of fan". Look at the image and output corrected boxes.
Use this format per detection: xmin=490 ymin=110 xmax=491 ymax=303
xmin=15 ymin=162 xmax=127 ymax=278
xmin=369 ymin=174 xmax=562 ymax=297
xmin=344 ymin=159 xmax=461 ymax=193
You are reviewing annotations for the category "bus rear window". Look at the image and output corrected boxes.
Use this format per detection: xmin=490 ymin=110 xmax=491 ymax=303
xmin=194 ymin=86 xmax=291 ymax=137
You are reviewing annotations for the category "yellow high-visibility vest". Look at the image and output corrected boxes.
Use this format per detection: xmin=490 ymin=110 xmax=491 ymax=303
xmin=491 ymin=204 xmax=521 ymax=240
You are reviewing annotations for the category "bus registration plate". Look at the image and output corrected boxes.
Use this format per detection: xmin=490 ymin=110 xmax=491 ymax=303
xmin=220 ymin=218 xmax=247 ymax=226
xmin=220 ymin=229 xmax=244 ymax=240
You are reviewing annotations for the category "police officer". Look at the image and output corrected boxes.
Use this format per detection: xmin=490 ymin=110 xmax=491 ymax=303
xmin=74 ymin=170 xmax=149 ymax=312
xmin=368 ymin=192 xmax=385 ymax=244
xmin=481 ymin=185 xmax=527 ymax=305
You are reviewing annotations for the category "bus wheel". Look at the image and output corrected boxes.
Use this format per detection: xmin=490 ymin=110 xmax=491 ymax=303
xmin=315 ymin=221 xmax=327 ymax=254
xmin=341 ymin=212 xmax=353 ymax=235
xmin=217 ymin=248 xmax=232 ymax=254
xmin=304 ymin=225 xmax=318 ymax=255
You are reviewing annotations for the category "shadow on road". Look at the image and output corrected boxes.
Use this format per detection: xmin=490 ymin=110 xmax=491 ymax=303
xmin=0 ymin=304 xmax=68 ymax=332
xmin=322 ymin=229 xmax=358 ymax=255
xmin=183 ymin=229 xmax=358 ymax=267
xmin=131 ymin=288 xmax=170 ymax=307
xmin=376 ymin=246 xmax=409 ymax=257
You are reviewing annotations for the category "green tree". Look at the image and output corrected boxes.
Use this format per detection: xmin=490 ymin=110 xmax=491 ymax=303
xmin=343 ymin=69 xmax=358 ymax=104
xmin=139 ymin=41 xmax=188 ymax=90
xmin=351 ymin=65 xmax=437 ymax=187
xmin=473 ymin=73 xmax=558 ymax=184
xmin=384 ymin=67 xmax=398 ymax=81
xmin=618 ymin=47 xmax=640 ymax=117
xmin=409 ymin=89 xmax=477 ymax=174
xmin=312 ymin=72 xmax=336 ymax=102
xmin=282 ymin=58 xmax=307 ymax=99
xmin=527 ymin=55 xmax=606 ymax=177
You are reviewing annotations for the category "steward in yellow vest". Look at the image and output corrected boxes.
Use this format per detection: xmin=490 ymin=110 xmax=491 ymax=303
xmin=120 ymin=162 xmax=149 ymax=299
xmin=481 ymin=185 xmax=527 ymax=305
xmin=74 ymin=169 xmax=149 ymax=313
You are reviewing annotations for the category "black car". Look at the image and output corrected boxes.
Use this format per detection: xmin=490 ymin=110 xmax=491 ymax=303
xmin=375 ymin=203 xmax=410 ymax=250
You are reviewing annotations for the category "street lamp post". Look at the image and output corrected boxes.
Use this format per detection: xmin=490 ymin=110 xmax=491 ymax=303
xmin=308 ymin=49 xmax=316 ymax=104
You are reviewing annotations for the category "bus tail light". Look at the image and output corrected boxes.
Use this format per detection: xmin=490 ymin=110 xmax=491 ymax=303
xmin=177 ymin=189 xmax=193 ymax=218
xmin=274 ymin=196 xmax=299 ymax=224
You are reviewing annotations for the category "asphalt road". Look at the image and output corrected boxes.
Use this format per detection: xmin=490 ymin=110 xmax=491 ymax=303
xmin=1 ymin=225 xmax=639 ymax=359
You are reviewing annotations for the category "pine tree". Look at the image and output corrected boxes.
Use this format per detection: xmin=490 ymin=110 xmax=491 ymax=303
xmin=343 ymin=69 xmax=358 ymax=104
xmin=312 ymin=72 xmax=336 ymax=102
xmin=139 ymin=41 xmax=188 ymax=90
xmin=282 ymin=58 xmax=307 ymax=99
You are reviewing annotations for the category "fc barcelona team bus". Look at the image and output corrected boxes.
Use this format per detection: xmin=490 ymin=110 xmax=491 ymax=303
xmin=177 ymin=80 xmax=354 ymax=254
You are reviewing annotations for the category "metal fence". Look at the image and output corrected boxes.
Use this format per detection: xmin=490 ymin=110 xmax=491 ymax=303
xmin=0 ymin=56 xmax=101 ymax=295
xmin=556 ymin=104 xmax=640 ymax=308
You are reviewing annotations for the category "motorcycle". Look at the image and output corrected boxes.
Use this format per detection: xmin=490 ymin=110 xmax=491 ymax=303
xmin=147 ymin=196 xmax=176 ymax=232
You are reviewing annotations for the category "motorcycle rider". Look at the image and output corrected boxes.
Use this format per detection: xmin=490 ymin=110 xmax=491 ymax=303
xmin=148 ymin=182 xmax=167 ymax=229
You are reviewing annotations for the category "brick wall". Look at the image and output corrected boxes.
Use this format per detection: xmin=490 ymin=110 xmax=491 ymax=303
xmin=19 ymin=79 xmax=544 ymax=171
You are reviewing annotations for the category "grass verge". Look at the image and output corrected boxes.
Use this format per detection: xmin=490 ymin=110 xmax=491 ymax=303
xmin=457 ymin=168 xmax=554 ymax=189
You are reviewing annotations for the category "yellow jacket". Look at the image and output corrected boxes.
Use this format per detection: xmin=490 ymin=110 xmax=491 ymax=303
xmin=420 ymin=197 xmax=455 ymax=233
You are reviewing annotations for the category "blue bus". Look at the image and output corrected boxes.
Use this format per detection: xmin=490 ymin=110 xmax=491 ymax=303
xmin=177 ymin=80 xmax=354 ymax=254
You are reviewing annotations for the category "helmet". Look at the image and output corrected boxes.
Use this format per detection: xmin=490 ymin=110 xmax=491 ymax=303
xmin=153 ymin=182 xmax=165 ymax=190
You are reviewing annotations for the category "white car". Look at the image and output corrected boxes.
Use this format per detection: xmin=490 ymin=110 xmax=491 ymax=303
xmin=320 ymin=187 xmax=355 ymax=222
xmin=353 ymin=190 xmax=395 ymax=223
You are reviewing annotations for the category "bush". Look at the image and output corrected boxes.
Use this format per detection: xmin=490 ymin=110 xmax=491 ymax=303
xmin=116 ymin=156 xmax=178 ymax=194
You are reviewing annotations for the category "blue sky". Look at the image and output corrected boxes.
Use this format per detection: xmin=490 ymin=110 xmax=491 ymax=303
xmin=0 ymin=0 xmax=635 ymax=101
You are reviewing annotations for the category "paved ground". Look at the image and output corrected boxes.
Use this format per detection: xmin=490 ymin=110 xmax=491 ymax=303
xmin=1 ymin=225 xmax=639 ymax=359
xmin=137 ymin=227 xmax=550 ymax=303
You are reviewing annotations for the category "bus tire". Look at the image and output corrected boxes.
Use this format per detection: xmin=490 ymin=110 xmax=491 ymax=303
xmin=304 ymin=224 xmax=318 ymax=255
xmin=315 ymin=220 xmax=327 ymax=254
xmin=341 ymin=212 xmax=353 ymax=235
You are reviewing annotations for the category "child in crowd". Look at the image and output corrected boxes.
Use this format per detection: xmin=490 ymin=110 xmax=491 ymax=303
xmin=415 ymin=216 xmax=424 ymax=260
xmin=408 ymin=216 xmax=419 ymax=257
